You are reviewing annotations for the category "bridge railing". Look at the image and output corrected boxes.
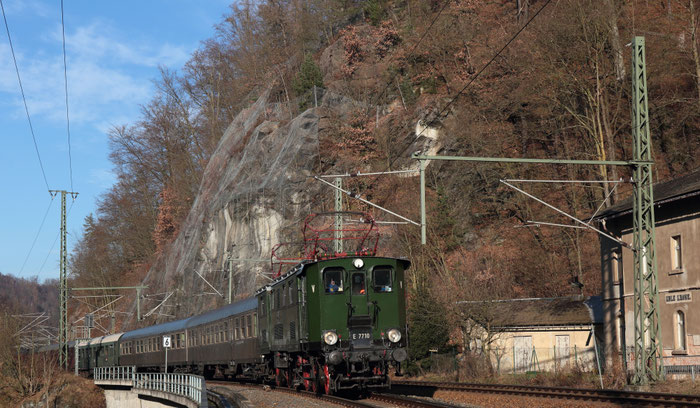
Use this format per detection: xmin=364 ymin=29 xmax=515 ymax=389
xmin=94 ymin=366 xmax=205 ymax=406
xmin=94 ymin=365 xmax=135 ymax=381
xmin=134 ymin=372 xmax=204 ymax=406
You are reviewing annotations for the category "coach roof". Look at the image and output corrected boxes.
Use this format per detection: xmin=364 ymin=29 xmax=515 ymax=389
xmin=121 ymin=317 xmax=191 ymax=341
xmin=186 ymin=297 xmax=257 ymax=329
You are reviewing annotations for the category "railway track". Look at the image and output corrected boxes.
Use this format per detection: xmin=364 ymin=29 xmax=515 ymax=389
xmin=391 ymin=380 xmax=700 ymax=407
xmin=208 ymin=379 xmax=461 ymax=407
xmin=207 ymin=388 xmax=235 ymax=408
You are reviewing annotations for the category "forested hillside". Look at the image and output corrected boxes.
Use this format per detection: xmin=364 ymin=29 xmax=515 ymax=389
xmin=0 ymin=273 xmax=57 ymax=320
xmin=67 ymin=0 xmax=700 ymax=354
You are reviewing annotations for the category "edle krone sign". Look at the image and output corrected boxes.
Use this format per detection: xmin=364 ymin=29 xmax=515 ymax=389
xmin=665 ymin=292 xmax=692 ymax=304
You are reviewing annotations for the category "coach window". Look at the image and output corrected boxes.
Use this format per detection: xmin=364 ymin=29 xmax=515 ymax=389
xmin=324 ymin=267 xmax=344 ymax=293
xmin=372 ymin=266 xmax=393 ymax=292
xmin=224 ymin=321 xmax=229 ymax=341
xmin=288 ymin=281 xmax=295 ymax=305
xmin=253 ymin=312 xmax=258 ymax=335
xmin=247 ymin=314 xmax=253 ymax=337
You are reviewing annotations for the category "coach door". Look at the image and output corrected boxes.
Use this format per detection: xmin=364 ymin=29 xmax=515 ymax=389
xmin=350 ymin=272 xmax=369 ymax=315
xmin=297 ymin=275 xmax=307 ymax=341
xmin=349 ymin=271 xmax=372 ymax=347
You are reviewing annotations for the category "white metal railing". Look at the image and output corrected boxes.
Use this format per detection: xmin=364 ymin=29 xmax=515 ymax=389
xmin=94 ymin=366 xmax=205 ymax=406
xmin=134 ymin=373 xmax=204 ymax=406
xmin=94 ymin=365 xmax=135 ymax=382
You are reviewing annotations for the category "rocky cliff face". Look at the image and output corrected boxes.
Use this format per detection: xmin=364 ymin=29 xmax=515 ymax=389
xmin=134 ymin=88 xmax=322 ymax=322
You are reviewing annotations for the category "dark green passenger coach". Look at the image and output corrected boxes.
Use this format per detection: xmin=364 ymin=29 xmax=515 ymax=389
xmin=256 ymin=256 xmax=409 ymax=394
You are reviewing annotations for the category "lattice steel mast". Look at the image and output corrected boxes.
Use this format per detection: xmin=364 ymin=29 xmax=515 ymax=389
xmin=49 ymin=189 xmax=77 ymax=370
xmin=630 ymin=36 xmax=662 ymax=383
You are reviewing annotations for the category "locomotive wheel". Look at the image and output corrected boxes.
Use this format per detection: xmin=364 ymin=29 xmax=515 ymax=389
xmin=322 ymin=364 xmax=331 ymax=395
xmin=275 ymin=368 xmax=284 ymax=387
xmin=303 ymin=367 xmax=311 ymax=391
xmin=310 ymin=363 xmax=319 ymax=393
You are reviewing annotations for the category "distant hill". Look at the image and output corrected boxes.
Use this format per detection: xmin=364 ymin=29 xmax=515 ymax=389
xmin=0 ymin=273 xmax=58 ymax=326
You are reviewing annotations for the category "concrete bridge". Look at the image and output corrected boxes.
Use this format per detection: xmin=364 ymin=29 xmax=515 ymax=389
xmin=94 ymin=366 xmax=208 ymax=408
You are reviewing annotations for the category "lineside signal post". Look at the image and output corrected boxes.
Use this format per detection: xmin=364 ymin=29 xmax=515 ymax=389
xmin=163 ymin=335 xmax=171 ymax=373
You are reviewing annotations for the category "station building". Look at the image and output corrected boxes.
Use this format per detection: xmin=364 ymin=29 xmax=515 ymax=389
xmin=596 ymin=168 xmax=700 ymax=374
xmin=460 ymin=296 xmax=603 ymax=374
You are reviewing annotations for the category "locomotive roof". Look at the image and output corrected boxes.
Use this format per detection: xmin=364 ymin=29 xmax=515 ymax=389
xmin=186 ymin=297 xmax=257 ymax=328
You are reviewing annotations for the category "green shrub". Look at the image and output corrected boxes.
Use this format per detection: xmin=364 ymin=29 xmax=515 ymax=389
xmin=292 ymin=53 xmax=323 ymax=110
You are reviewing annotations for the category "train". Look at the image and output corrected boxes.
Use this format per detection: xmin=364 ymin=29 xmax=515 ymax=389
xmin=53 ymin=213 xmax=411 ymax=394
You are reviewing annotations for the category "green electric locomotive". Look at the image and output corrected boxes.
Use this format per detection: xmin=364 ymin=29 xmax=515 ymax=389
xmin=257 ymin=212 xmax=409 ymax=394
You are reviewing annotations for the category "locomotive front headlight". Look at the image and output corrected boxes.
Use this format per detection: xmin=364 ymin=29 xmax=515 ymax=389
xmin=323 ymin=330 xmax=338 ymax=345
xmin=387 ymin=328 xmax=401 ymax=343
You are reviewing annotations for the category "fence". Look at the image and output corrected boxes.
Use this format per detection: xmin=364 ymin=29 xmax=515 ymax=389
xmin=94 ymin=365 xmax=135 ymax=382
xmin=135 ymin=372 xmax=204 ymax=406
xmin=94 ymin=366 xmax=205 ymax=406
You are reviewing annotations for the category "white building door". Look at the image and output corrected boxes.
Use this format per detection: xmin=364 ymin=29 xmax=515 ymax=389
xmin=514 ymin=336 xmax=533 ymax=372
xmin=556 ymin=335 xmax=570 ymax=368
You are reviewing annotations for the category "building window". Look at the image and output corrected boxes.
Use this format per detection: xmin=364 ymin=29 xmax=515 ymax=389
xmin=675 ymin=310 xmax=687 ymax=351
xmin=616 ymin=316 xmax=622 ymax=350
xmin=612 ymin=248 xmax=622 ymax=284
xmin=671 ymin=235 xmax=683 ymax=271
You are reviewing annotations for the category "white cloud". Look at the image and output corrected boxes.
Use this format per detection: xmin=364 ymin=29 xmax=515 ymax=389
xmin=0 ymin=19 xmax=192 ymax=126
xmin=2 ymin=0 xmax=51 ymax=17
xmin=61 ymin=22 xmax=190 ymax=67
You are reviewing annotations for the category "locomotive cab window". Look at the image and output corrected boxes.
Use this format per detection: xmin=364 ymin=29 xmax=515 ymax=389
xmin=373 ymin=267 xmax=393 ymax=292
xmin=324 ymin=267 xmax=344 ymax=293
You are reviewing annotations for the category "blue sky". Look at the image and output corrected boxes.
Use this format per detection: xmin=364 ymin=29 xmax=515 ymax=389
xmin=0 ymin=0 xmax=232 ymax=282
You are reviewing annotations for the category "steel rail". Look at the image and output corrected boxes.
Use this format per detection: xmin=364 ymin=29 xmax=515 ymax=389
xmin=392 ymin=380 xmax=700 ymax=407
xmin=208 ymin=380 xmax=459 ymax=407
xmin=207 ymin=389 xmax=234 ymax=408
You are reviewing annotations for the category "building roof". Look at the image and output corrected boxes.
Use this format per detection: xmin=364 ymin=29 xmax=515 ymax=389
xmin=595 ymin=167 xmax=700 ymax=220
xmin=462 ymin=296 xmax=602 ymax=328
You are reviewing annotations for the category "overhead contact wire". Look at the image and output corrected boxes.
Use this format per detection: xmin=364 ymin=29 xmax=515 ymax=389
xmin=37 ymin=200 xmax=75 ymax=276
xmin=61 ymin=0 xmax=74 ymax=191
xmin=0 ymin=0 xmax=51 ymax=191
xmin=18 ymin=196 xmax=56 ymax=275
